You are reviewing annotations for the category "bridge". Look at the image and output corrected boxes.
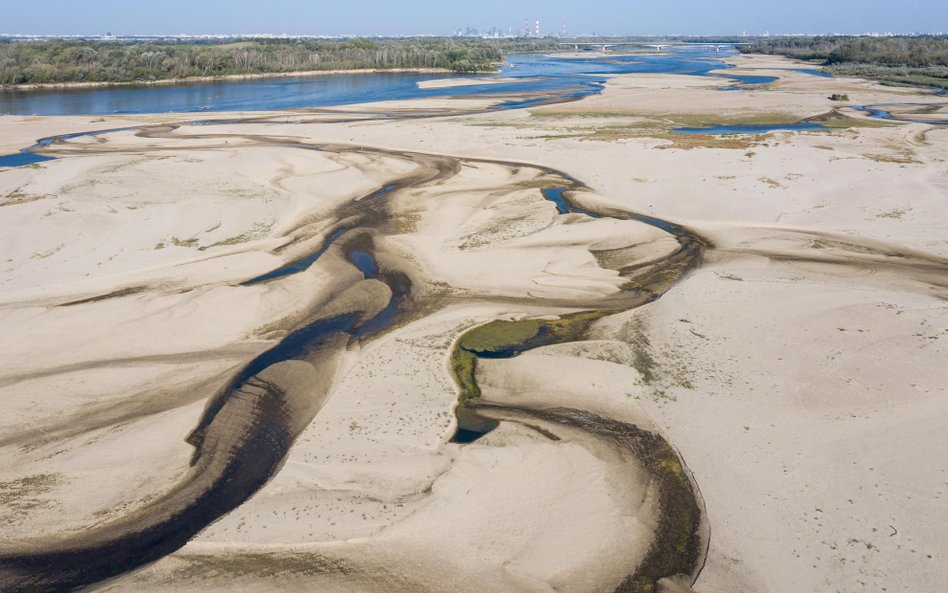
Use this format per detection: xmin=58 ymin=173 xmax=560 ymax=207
xmin=560 ymin=42 xmax=752 ymax=52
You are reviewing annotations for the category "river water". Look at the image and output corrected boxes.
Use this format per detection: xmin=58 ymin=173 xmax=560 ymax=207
xmin=0 ymin=47 xmax=757 ymax=116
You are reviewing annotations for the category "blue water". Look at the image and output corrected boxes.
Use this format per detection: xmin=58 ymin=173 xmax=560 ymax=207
xmin=674 ymin=122 xmax=826 ymax=135
xmin=716 ymin=68 xmax=828 ymax=90
xmin=858 ymin=106 xmax=893 ymax=120
xmin=0 ymin=125 xmax=142 ymax=168
xmin=856 ymin=103 xmax=948 ymax=125
xmin=0 ymin=48 xmax=767 ymax=117
xmin=540 ymin=187 xmax=602 ymax=218
xmin=0 ymin=151 xmax=56 ymax=167
xmin=240 ymin=184 xmax=398 ymax=286
xmin=349 ymin=250 xmax=379 ymax=279
xmin=352 ymin=289 xmax=403 ymax=337
xmin=0 ymin=47 xmax=822 ymax=166
xmin=725 ymin=74 xmax=779 ymax=85
xmin=242 ymin=227 xmax=350 ymax=286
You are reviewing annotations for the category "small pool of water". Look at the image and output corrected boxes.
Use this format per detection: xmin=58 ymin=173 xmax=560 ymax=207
xmin=540 ymin=187 xmax=603 ymax=218
xmin=723 ymin=74 xmax=779 ymax=85
xmin=242 ymin=227 xmax=350 ymax=286
xmin=0 ymin=151 xmax=56 ymax=167
xmin=348 ymin=250 xmax=379 ymax=279
xmin=452 ymin=428 xmax=493 ymax=444
xmin=856 ymin=103 xmax=948 ymax=125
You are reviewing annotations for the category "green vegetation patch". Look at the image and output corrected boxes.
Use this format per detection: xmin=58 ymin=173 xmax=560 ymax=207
xmin=522 ymin=407 xmax=704 ymax=593
xmin=807 ymin=109 xmax=895 ymax=129
xmin=623 ymin=444 xmax=703 ymax=593
xmin=170 ymin=236 xmax=199 ymax=248
xmin=530 ymin=111 xmax=661 ymax=121
xmin=740 ymin=35 xmax=948 ymax=89
xmin=661 ymin=112 xmax=801 ymax=127
xmin=624 ymin=316 xmax=656 ymax=385
xmin=452 ymin=311 xmax=606 ymax=401
xmin=450 ymin=311 xmax=607 ymax=436
xmin=0 ymin=37 xmax=578 ymax=85
xmin=652 ymin=133 xmax=761 ymax=150
xmin=0 ymin=473 xmax=62 ymax=519
xmin=199 ymin=233 xmax=255 ymax=250
xmin=864 ymin=151 xmax=922 ymax=164
xmin=1 ymin=188 xmax=52 ymax=207
xmin=458 ymin=319 xmax=544 ymax=356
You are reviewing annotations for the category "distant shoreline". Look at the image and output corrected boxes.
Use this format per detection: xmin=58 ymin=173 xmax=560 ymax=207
xmin=0 ymin=67 xmax=478 ymax=92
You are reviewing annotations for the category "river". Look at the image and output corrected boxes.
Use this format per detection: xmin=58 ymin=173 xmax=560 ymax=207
xmin=0 ymin=47 xmax=760 ymax=116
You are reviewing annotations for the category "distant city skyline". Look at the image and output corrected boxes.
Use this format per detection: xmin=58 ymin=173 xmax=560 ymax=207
xmin=4 ymin=0 xmax=947 ymax=37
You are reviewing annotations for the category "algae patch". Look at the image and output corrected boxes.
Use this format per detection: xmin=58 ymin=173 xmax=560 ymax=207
xmin=450 ymin=311 xmax=607 ymax=439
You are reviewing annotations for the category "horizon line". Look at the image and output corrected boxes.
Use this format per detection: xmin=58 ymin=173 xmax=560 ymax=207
xmin=2 ymin=31 xmax=946 ymax=39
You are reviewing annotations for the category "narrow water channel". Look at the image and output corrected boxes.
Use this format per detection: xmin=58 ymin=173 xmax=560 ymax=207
xmin=0 ymin=240 xmax=401 ymax=593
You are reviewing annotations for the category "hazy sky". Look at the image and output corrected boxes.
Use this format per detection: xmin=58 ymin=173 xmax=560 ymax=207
xmin=5 ymin=0 xmax=947 ymax=36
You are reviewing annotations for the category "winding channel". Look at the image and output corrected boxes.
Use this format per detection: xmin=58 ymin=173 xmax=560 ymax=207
xmin=0 ymin=111 xmax=714 ymax=592
xmin=2 ymin=62 xmax=947 ymax=593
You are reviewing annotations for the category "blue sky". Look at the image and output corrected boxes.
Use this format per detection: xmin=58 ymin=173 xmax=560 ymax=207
xmin=4 ymin=0 xmax=946 ymax=36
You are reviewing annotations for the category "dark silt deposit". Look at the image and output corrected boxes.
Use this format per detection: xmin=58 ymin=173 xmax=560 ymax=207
xmin=0 ymin=241 xmax=407 ymax=592
xmin=0 ymin=360 xmax=324 ymax=593
xmin=451 ymin=176 xmax=707 ymax=444
xmin=242 ymin=227 xmax=351 ymax=286
xmin=444 ymin=172 xmax=709 ymax=590
xmin=472 ymin=402 xmax=708 ymax=593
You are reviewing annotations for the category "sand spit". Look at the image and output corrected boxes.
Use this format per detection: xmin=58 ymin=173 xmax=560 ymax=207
xmin=0 ymin=54 xmax=946 ymax=593
xmin=416 ymin=76 xmax=537 ymax=90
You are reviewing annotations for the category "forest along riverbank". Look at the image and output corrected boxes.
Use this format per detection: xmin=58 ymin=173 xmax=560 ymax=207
xmin=0 ymin=47 xmax=769 ymax=116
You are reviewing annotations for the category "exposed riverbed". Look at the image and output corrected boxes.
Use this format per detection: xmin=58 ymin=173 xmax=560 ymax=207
xmin=1 ymin=49 xmax=946 ymax=593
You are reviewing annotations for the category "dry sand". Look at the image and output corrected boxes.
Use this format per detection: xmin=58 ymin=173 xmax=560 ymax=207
xmin=416 ymin=76 xmax=536 ymax=89
xmin=0 ymin=53 xmax=946 ymax=593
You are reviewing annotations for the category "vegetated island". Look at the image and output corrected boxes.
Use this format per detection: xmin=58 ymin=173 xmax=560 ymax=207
xmin=740 ymin=35 xmax=948 ymax=89
xmin=0 ymin=37 xmax=568 ymax=87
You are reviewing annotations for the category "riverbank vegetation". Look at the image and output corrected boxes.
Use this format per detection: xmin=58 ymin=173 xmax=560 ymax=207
xmin=0 ymin=37 xmax=565 ymax=85
xmin=740 ymin=36 xmax=948 ymax=88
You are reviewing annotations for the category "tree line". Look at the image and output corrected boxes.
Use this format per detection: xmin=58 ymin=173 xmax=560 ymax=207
xmin=0 ymin=37 xmax=565 ymax=85
xmin=739 ymin=36 xmax=948 ymax=88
